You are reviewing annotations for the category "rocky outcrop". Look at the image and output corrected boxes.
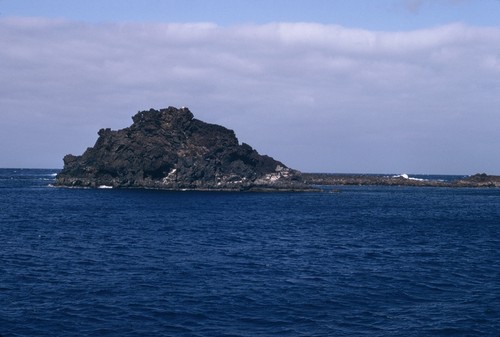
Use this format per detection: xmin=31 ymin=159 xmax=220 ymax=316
xmin=453 ymin=173 xmax=500 ymax=187
xmin=55 ymin=106 xmax=313 ymax=191
xmin=302 ymin=173 xmax=448 ymax=187
xmin=302 ymin=173 xmax=500 ymax=188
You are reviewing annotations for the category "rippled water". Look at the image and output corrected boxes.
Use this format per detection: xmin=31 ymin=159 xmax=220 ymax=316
xmin=1 ymin=169 xmax=499 ymax=336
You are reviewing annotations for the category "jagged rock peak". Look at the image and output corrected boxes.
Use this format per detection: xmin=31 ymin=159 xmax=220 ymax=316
xmin=131 ymin=106 xmax=194 ymax=127
xmin=55 ymin=106 xmax=314 ymax=191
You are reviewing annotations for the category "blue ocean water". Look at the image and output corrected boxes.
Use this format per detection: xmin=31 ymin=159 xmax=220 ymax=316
xmin=1 ymin=169 xmax=499 ymax=337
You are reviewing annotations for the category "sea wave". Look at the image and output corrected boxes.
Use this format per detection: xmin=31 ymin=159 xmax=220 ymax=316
xmin=392 ymin=173 xmax=426 ymax=181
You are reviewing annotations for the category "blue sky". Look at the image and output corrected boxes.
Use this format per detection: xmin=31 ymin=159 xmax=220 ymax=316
xmin=2 ymin=0 xmax=500 ymax=29
xmin=1 ymin=0 xmax=500 ymax=174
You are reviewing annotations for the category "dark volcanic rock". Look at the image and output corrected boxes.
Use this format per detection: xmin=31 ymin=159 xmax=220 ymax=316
xmin=302 ymin=173 xmax=448 ymax=187
xmin=55 ymin=106 xmax=313 ymax=191
xmin=301 ymin=173 xmax=500 ymax=188
xmin=453 ymin=173 xmax=500 ymax=187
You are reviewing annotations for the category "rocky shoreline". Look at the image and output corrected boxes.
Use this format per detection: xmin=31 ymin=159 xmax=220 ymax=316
xmin=301 ymin=173 xmax=500 ymax=188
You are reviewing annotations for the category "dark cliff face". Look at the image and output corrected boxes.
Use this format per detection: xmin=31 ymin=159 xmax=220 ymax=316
xmin=56 ymin=106 xmax=308 ymax=191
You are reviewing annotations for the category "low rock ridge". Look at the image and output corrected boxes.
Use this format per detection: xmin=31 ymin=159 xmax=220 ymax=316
xmin=55 ymin=106 xmax=314 ymax=191
xmin=301 ymin=173 xmax=500 ymax=188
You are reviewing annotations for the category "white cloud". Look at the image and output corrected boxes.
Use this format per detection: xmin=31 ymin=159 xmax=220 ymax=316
xmin=1 ymin=17 xmax=500 ymax=173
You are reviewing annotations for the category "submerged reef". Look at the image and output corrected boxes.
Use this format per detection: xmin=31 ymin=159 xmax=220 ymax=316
xmin=55 ymin=106 xmax=314 ymax=191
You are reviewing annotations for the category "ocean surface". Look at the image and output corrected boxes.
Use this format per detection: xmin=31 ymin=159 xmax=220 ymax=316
xmin=1 ymin=168 xmax=499 ymax=337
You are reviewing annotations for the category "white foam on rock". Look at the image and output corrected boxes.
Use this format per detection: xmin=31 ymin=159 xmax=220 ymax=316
xmin=393 ymin=173 xmax=426 ymax=181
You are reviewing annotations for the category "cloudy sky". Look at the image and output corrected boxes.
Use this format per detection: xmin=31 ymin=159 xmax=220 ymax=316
xmin=1 ymin=0 xmax=500 ymax=174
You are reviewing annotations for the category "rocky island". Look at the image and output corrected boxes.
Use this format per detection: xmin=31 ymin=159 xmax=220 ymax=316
xmin=55 ymin=106 xmax=314 ymax=191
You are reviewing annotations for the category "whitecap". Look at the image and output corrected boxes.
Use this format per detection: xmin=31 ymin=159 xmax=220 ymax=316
xmin=98 ymin=185 xmax=113 ymax=189
xmin=393 ymin=173 xmax=426 ymax=181
xmin=408 ymin=177 xmax=426 ymax=181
